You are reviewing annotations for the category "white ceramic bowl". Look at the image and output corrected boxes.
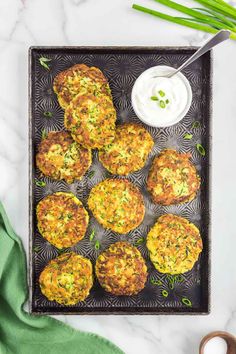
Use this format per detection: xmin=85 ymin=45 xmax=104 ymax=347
xmin=131 ymin=65 xmax=192 ymax=128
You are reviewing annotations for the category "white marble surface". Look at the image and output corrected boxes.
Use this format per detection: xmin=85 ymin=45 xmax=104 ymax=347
xmin=1 ymin=0 xmax=236 ymax=353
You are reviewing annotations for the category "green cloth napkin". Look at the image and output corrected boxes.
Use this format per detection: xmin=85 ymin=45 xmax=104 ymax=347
xmin=0 ymin=202 xmax=124 ymax=354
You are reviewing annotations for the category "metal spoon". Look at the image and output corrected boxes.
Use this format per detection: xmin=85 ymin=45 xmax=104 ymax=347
xmin=154 ymin=30 xmax=230 ymax=78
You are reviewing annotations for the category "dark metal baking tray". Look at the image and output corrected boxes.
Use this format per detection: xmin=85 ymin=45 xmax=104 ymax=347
xmin=29 ymin=46 xmax=211 ymax=315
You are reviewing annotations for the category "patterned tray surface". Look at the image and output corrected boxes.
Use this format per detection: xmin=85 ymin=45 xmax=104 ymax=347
xmin=29 ymin=47 xmax=211 ymax=314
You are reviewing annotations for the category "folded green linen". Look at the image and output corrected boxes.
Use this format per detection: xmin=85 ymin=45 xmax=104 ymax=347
xmin=0 ymin=202 xmax=124 ymax=354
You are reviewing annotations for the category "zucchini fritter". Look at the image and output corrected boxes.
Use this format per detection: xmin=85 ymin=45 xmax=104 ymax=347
xmin=64 ymin=94 xmax=117 ymax=149
xmin=96 ymin=241 xmax=147 ymax=295
xmin=147 ymin=149 xmax=200 ymax=205
xmin=37 ymin=192 xmax=89 ymax=249
xmin=39 ymin=252 xmax=93 ymax=305
xmin=53 ymin=64 xmax=111 ymax=109
xmin=99 ymin=123 xmax=154 ymax=175
xmin=88 ymin=179 xmax=145 ymax=234
xmin=36 ymin=131 xmax=92 ymax=184
xmin=147 ymin=214 xmax=203 ymax=275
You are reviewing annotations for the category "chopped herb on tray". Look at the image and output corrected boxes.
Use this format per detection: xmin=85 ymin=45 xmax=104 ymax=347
xmin=192 ymin=121 xmax=201 ymax=129
xmin=95 ymin=240 xmax=100 ymax=250
xmin=150 ymin=278 xmax=163 ymax=286
xmin=196 ymin=143 xmax=206 ymax=156
xmin=41 ymin=129 xmax=48 ymax=140
xmin=35 ymin=180 xmax=46 ymax=187
xmin=43 ymin=111 xmax=53 ymax=118
xmin=183 ymin=133 xmax=193 ymax=140
xmin=89 ymin=229 xmax=96 ymax=241
xmin=87 ymin=170 xmax=95 ymax=178
xmin=182 ymin=297 xmax=192 ymax=307
xmin=162 ymin=290 xmax=169 ymax=298
xmin=135 ymin=237 xmax=145 ymax=246
xmin=39 ymin=57 xmax=52 ymax=70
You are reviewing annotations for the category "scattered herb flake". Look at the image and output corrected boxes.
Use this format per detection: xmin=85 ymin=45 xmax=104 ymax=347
xmin=165 ymin=99 xmax=169 ymax=104
xmin=135 ymin=237 xmax=145 ymax=246
xmin=39 ymin=56 xmax=52 ymax=70
xmin=89 ymin=229 xmax=96 ymax=241
xmin=41 ymin=129 xmax=48 ymax=140
xmin=182 ymin=297 xmax=192 ymax=307
xmin=33 ymin=246 xmax=40 ymax=252
xmin=160 ymin=100 xmax=166 ymax=109
xmin=150 ymin=96 xmax=159 ymax=101
xmin=184 ymin=133 xmax=193 ymax=140
xmin=196 ymin=143 xmax=206 ymax=156
xmin=43 ymin=111 xmax=53 ymax=118
xmin=158 ymin=90 xmax=165 ymax=97
xmin=192 ymin=121 xmax=201 ymax=129
xmin=35 ymin=180 xmax=46 ymax=187
xmin=87 ymin=170 xmax=95 ymax=178
xmin=162 ymin=290 xmax=169 ymax=298
xmin=95 ymin=240 xmax=100 ymax=250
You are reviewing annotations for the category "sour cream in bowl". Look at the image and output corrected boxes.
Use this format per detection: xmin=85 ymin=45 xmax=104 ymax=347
xmin=131 ymin=66 xmax=192 ymax=127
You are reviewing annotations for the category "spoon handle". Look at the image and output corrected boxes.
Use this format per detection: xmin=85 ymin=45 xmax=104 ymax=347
xmin=168 ymin=30 xmax=230 ymax=78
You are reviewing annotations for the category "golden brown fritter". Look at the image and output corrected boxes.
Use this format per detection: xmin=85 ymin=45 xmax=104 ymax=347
xmin=88 ymin=179 xmax=145 ymax=234
xmin=37 ymin=192 xmax=89 ymax=249
xmin=146 ymin=214 xmax=203 ymax=275
xmin=64 ymin=94 xmax=117 ymax=149
xmin=99 ymin=123 xmax=154 ymax=175
xmin=36 ymin=131 xmax=92 ymax=184
xmin=147 ymin=149 xmax=200 ymax=205
xmin=95 ymin=241 xmax=147 ymax=295
xmin=39 ymin=252 xmax=93 ymax=305
xmin=53 ymin=64 xmax=111 ymax=109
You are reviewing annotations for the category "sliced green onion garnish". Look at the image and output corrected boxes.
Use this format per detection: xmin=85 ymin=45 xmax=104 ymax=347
xmin=174 ymin=274 xmax=184 ymax=283
xmin=196 ymin=143 xmax=206 ymax=156
xmin=166 ymin=274 xmax=174 ymax=282
xmin=165 ymin=99 xmax=169 ymax=104
xmin=95 ymin=240 xmax=100 ymax=250
xmin=158 ymin=90 xmax=165 ymax=97
xmin=159 ymin=100 xmax=166 ymax=108
xmin=35 ymin=180 xmax=46 ymax=187
xmin=192 ymin=121 xmax=201 ymax=128
xmin=150 ymin=96 xmax=159 ymax=101
xmin=167 ymin=275 xmax=175 ymax=289
xmin=162 ymin=290 xmax=169 ymax=297
xmin=183 ymin=133 xmax=193 ymax=140
xmin=43 ymin=111 xmax=53 ymax=118
xmin=150 ymin=278 xmax=162 ymax=285
xmin=41 ymin=129 xmax=48 ymax=140
xmin=135 ymin=237 xmax=145 ymax=246
xmin=57 ymin=248 xmax=66 ymax=255
xmin=39 ymin=57 xmax=52 ymax=70
xmin=89 ymin=230 xmax=96 ymax=241
xmin=182 ymin=297 xmax=192 ymax=307
xmin=87 ymin=170 xmax=95 ymax=178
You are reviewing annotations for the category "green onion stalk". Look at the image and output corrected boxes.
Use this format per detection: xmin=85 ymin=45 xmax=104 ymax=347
xmin=132 ymin=0 xmax=236 ymax=41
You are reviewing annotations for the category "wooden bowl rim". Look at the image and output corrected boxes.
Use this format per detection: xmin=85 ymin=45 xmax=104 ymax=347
xmin=199 ymin=331 xmax=236 ymax=354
